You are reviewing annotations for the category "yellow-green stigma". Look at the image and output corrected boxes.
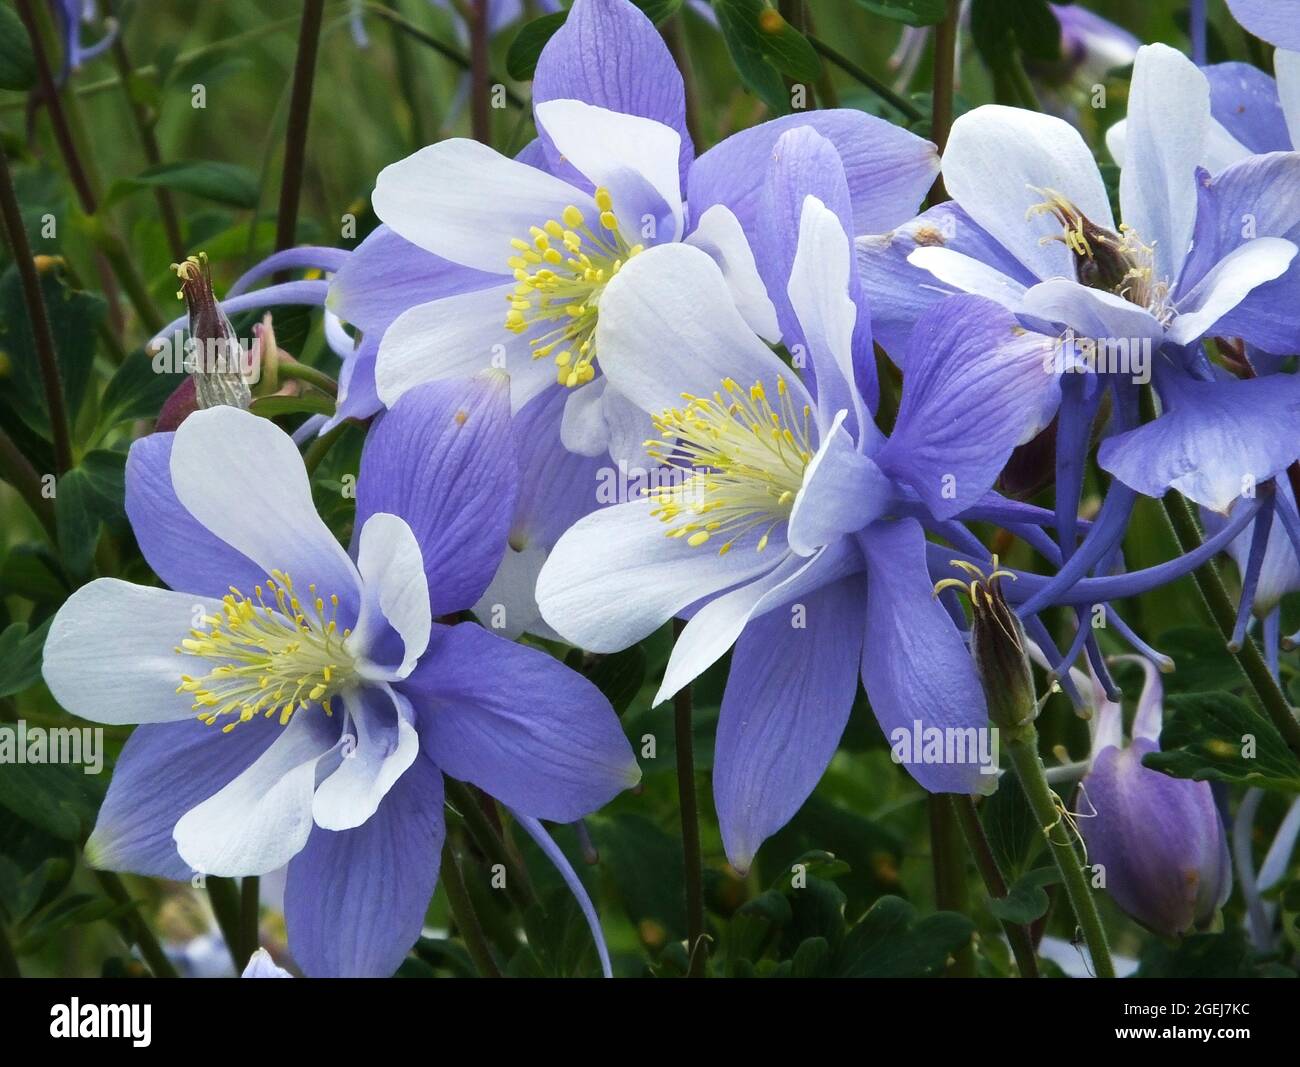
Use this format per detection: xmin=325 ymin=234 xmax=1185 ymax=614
xmin=644 ymin=377 xmax=813 ymax=556
xmin=1026 ymin=187 xmax=1171 ymax=320
xmin=175 ymin=570 xmax=356 ymax=733
xmin=504 ymin=186 xmax=644 ymax=388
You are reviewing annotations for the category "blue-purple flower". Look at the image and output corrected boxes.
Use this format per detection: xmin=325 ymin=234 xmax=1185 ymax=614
xmin=1225 ymin=0 xmax=1300 ymax=51
xmin=536 ymin=128 xmax=1058 ymax=871
xmin=42 ymin=378 xmax=638 ymax=977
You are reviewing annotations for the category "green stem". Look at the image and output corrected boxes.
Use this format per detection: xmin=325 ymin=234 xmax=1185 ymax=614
xmin=444 ymin=779 xmax=536 ymax=914
xmin=1138 ymin=385 xmax=1300 ymax=759
xmin=303 ymin=420 xmax=351 ymax=475
xmin=239 ymin=876 xmax=260 ymax=965
xmin=952 ymin=795 xmax=1039 ymax=978
xmin=806 ymin=35 xmax=923 ymax=122
xmin=1161 ymin=490 xmax=1300 ymax=758
xmin=1004 ymin=724 xmax=1114 ymax=979
xmin=94 ymin=871 xmax=180 ymax=978
xmin=363 ymin=3 xmax=526 ymax=109
xmin=440 ymin=839 xmax=502 ymax=977
xmin=927 ymin=0 xmax=960 ymax=203
xmin=0 ymin=922 xmax=20 ymax=978
xmin=0 ymin=423 xmax=57 ymax=538
xmin=928 ymin=795 xmax=976 ymax=976
xmin=275 ymin=0 xmax=327 ymax=269
xmin=673 ymin=618 xmax=707 ymax=977
xmin=277 ymin=359 xmax=340 ymax=396
xmin=206 ymin=876 xmax=245 ymax=973
xmin=0 ymin=145 xmax=73 ymax=476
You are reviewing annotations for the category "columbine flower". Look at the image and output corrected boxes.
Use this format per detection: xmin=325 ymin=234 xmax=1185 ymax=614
xmin=1225 ymin=0 xmax=1300 ymax=51
xmin=330 ymin=0 xmax=937 ymax=634
xmin=1077 ymin=657 xmax=1231 ymax=938
xmin=536 ymin=127 xmax=1056 ymax=871
xmin=861 ymin=43 xmax=1300 ymax=519
xmin=42 ymin=378 xmax=638 ymax=977
xmin=242 ymin=948 xmax=292 ymax=978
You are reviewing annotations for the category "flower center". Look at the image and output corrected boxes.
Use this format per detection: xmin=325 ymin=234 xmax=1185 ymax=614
xmin=176 ymin=570 xmax=357 ymax=733
xmin=505 ymin=186 xmax=644 ymax=388
xmin=1027 ymin=187 xmax=1172 ymax=322
xmin=644 ymin=377 xmax=813 ymax=555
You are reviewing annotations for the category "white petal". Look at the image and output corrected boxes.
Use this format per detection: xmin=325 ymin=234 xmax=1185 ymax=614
xmin=788 ymin=413 xmax=891 ymax=556
xmin=906 ymin=247 xmax=1028 ymax=309
xmin=1106 ymin=120 xmax=1127 ymax=167
xmin=372 ymin=139 xmax=596 ymax=273
xmin=170 ymin=407 xmax=360 ymax=601
xmin=654 ymin=539 xmax=860 ymax=703
xmin=537 ymin=496 xmax=782 ymax=652
xmin=43 ymin=579 xmax=222 ymax=725
xmin=350 ymin=513 xmax=431 ymax=682
xmin=1020 ymin=279 xmax=1166 ymax=350
xmin=374 ymin=286 xmax=553 ymax=414
xmin=787 ymin=196 xmax=863 ymax=432
xmin=1120 ymin=44 xmax=1210 ymax=283
xmin=174 ymin=712 xmax=334 ymax=876
xmin=1169 ymin=237 xmax=1298 ymax=345
xmin=311 ymin=685 xmax=419 ymax=832
xmin=685 ymin=204 xmax=780 ymax=341
xmin=560 ymin=377 xmax=612 ymax=457
xmin=535 ymin=99 xmax=684 ymax=242
xmin=942 ymin=104 xmax=1114 ymax=281
xmin=472 ymin=543 xmax=560 ymax=641
xmin=1277 ymin=50 xmax=1300 ymax=151
xmin=595 ymin=242 xmax=814 ymax=417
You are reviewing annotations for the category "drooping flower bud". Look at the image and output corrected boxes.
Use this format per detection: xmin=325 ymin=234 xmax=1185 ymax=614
xmin=1079 ymin=658 xmax=1232 ymax=937
xmin=172 ymin=253 xmax=252 ymax=411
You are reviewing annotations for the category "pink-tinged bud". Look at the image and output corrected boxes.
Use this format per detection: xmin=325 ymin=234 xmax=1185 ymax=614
xmin=172 ymin=253 xmax=252 ymax=411
xmin=1079 ymin=660 xmax=1231 ymax=937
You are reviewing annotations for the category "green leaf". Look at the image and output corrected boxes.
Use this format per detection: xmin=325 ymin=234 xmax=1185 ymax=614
xmin=752 ymin=9 xmax=821 ymax=83
xmin=0 ymin=759 xmax=106 ymax=842
xmin=0 ymin=3 xmax=36 ymax=91
xmin=715 ymin=0 xmax=791 ymax=113
xmin=979 ymin=773 xmax=1043 ymax=880
xmin=0 ymin=618 xmax=52 ymax=698
xmin=509 ymin=886 xmax=603 ymax=977
xmin=987 ymin=866 xmax=1059 ymax=925
xmin=835 ymin=896 xmax=975 ymax=977
xmin=1143 ymin=691 xmax=1300 ymax=793
xmin=854 ymin=0 xmax=949 ymax=28
xmin=98 ymin=349 xmax=186 ymax=431
xmin=1151 ymin=627 xmax=1246 ymax=694
xmin=108 ymin=161 xmax=261 ymax=210
xmin=1137 ymin=928 xmax=1294 ymax=978
xmin=505 ymin=11 xmax=567 ymax=81
xmin=589 ymin=813 xmax=686 ymax=942
xmin=0 ymin=266 xmax=106 ymax=441
xmin=0 ymin=544 xmax=67 ymax=604
xmin=55 ymin=450 xmax=127 ymax=577
xmin=970 ymin=0 xmax=1061 ymax=65
xmin=584 ymin=645 xmax=646 ymax=716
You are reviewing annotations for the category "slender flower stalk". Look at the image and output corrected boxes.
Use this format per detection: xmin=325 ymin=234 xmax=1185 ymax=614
xmin=239 ymin=876 xmax=260 ymax=966
xmin=93 ymin=871 xmax=181 ymax=979
xmin=206 ymin=875 xmax=245 ymax=972
xmin=469 ymin=0 xmax=491 ymax=143
xmin=444 ymin=779 xmax=536 ymax=914
xmin=275 ymin=0 xmax=327 ymax=266
xmin=1003 ymin=724 xmax=1115 ymax=979
xmin=0 ymin=144 xmax=73 ymax=476
xmin=0 ymin=424 xmax=57 ymax=538
xmin=952 ymin=795 xmax=1039 ymax=978
xmin=440 ymin=838 xmax=501 ymax=978
xmin=929 ymin=796 xmax=975 ymax=976
xmin=807 ymin=34 xmax=924 ymax=121
xmin=673 ymin=617 xmax=707 ymax=978
xmin=927 ymin=0 xmax=960 ymax=203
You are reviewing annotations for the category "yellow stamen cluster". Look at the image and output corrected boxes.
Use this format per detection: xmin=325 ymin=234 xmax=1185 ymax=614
xmin=645 ymin=377 xmax=813 ymax=556
xmin=505 ymin=187 xmax=644 ymax=388
xmin=175 ymin=570 xmax=356 ymax=733
xmin=1026 ymin=187 xmax=1172 ymax=323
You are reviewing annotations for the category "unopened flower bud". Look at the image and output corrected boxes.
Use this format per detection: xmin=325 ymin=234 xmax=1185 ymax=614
xmin=1079 ymin=658 xmax=1231 ymax=937
xmin=939 ymin=561 xmax=1037 ymax=730
xmin=172 ymin=253 xmax=252 ymax=411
